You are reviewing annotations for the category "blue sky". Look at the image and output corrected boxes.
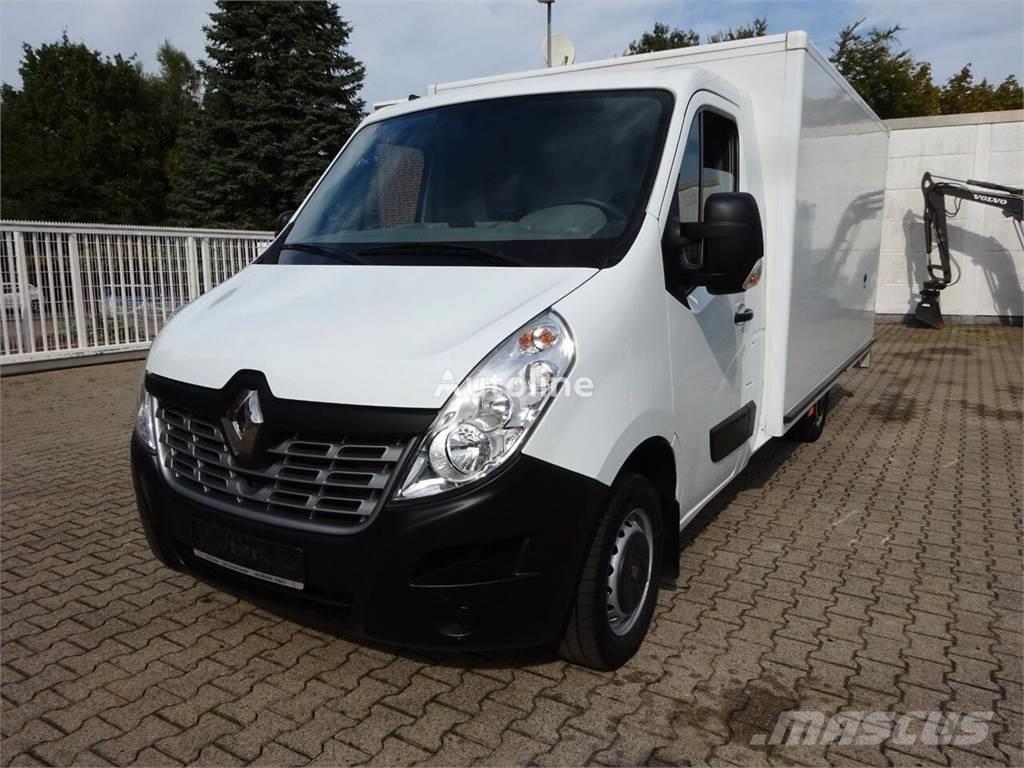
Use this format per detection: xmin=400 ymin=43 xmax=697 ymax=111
xmin=2 ymin=0 xmax=1022 ymax=107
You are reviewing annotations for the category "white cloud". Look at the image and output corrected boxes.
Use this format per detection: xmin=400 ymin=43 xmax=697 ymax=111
xmin=1 ymin=0 xmax=212 ymax=82
xmin=2 ymin=0 xmax=1021 ymax=106
xmin=344 ymin=0 xmax=673 ymax=104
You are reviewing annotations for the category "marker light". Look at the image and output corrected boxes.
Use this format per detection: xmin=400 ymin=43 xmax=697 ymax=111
xmin=742 ymin=258 xmax=763 ymax=290
xmin=397 ymin=310 xmax=575 ymax=499
xmin=519 ymin=325 xmax=559 ymax=352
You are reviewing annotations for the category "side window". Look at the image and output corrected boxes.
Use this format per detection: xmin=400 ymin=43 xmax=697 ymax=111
xmin=675 ymin=109 xmax=739 ymax=223
xmin=700 ymin=112 xmax=738 ymax=208
xmin=677 ymin=119 xmax=701 ymax=222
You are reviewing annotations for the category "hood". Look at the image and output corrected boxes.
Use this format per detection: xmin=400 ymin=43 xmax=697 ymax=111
xmin=146 ymin=264 xmax=595 ymax=409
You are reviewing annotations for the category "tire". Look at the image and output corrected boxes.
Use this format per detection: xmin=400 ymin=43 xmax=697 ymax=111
xmin=560 ymin=473 xmax=663 ymax=670
xmin=789 ymin=390 xmax=829 ymax=443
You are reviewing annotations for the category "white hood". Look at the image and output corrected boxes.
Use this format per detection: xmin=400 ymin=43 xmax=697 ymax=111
xmin=146 ymin=264 xmax=595 ymax=408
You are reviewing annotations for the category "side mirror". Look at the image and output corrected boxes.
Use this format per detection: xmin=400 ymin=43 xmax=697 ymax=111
xmin=677 ymin=192 xmax=763 ymax=295
xmin=275 ymin=210 xmax=295 ymax=236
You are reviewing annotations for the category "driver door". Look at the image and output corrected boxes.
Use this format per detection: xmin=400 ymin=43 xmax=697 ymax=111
xmin=664 ymin=93 xmax=765 ymax=517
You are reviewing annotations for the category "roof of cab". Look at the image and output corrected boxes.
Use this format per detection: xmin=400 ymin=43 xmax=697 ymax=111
xmin=361 ymin=67 xmax=740 ymax=127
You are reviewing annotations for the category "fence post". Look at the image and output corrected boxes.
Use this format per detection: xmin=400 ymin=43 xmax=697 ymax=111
xmin=67 ymin=234 xmax=88 ymax=348
xmin=185 ymin=236 xmax=201 ymax=302
xmin=13 ymin=230 xmax=36 ymax=353
xmin=200 ymin=238 xmax=212 ymax=293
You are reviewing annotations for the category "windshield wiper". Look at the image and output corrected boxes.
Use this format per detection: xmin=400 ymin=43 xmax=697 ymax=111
xmin=357 ymin=242 xmax=527 ymax=267
xmin=282 ymin=242 xmax=368 ymax=265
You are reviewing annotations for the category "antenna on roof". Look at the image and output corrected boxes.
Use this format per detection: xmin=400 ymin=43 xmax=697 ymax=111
xmin=537 ymin=0 xmax=555 ymax=66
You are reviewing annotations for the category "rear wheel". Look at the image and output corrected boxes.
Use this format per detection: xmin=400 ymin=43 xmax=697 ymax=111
xmin=789 ymin=390 xmax=829 ymax=443
xmin=560 ymin=474 xmax=663 ymax=670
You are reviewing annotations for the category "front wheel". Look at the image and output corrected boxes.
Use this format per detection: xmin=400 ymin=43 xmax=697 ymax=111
xmin=560 ymin=474 xmax=663 ymax=670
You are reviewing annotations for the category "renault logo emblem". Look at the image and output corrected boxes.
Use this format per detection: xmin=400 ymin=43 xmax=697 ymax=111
xmin=223 ymin=389 xmax=264 ymax=457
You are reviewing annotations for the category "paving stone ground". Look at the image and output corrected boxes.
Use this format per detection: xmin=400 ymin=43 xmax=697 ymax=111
xmin=1 ymin=322 xmax=1021 ymax=767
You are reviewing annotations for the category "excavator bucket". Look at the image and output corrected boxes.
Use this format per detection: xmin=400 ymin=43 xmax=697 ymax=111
xmin=915 ymin=294 xmax=944 ymax=329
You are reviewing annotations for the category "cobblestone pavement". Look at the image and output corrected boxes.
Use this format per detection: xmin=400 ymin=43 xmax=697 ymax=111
xmin=2 ymin=323 xmax=1021 ymax=767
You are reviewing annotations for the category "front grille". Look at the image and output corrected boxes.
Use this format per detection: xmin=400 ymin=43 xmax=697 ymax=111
xmin=156 ymin=403 xmax=409 ymax=530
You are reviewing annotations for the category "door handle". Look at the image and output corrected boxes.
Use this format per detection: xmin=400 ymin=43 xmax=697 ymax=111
xmin=734 ymin=306 xmax=754 ymax=324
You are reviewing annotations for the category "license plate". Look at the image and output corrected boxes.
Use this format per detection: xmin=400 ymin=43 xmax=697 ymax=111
xmin=193 ymin=519 xmax=305 ymax=590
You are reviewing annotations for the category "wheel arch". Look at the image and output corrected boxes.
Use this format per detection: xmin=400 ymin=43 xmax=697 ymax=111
xmin=616 ymin=436 xmax=680 ymax=582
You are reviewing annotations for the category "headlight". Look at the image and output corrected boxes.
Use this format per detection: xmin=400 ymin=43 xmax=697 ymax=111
xmin=135 ymin=388 xmax=157 ymax=452
xmin=397 ymin=310 xmax=575 ymax=499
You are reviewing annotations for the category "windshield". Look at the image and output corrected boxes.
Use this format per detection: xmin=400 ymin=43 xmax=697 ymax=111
xmin=262 ymin=89 xmax=673 ymax=268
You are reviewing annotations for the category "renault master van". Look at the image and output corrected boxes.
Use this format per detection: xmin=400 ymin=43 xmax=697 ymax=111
xmin=131 ymin=33 xmax=887 ymax=669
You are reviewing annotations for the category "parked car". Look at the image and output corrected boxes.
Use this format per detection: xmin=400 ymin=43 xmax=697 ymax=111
xmin=1 ymin=282 xmax=42 ymax=314
xmin=100 ymin=291 xmax=179 ymax=322
xmin=131 ymin=32 xmax=885 ymax=669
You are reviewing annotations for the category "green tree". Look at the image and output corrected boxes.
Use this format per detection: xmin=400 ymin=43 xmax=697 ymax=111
xmin=830 ymin=20 xmax=940 ymax=119
xmin=940 ymin=65 xmax=1023 ymax=114
xmin=154 ymin=41 xmax=201 ymax=197
xmin=625 ymin=18 xmax=766 ymax=55
xmin=831 ymin=21 xmax=1022 ymax=118
xmin=993 ymin=75 xmax=1024 ymax=111
xmin=625 ymin=22 xmax=700 ymax=55
xmin=708 ymin=17 xmax=768 ymax=44
xmin=170 ymin=0 xmax=366 ymax=229
xmin=155 ymin=41 xmax=201 ymax=124
xmin=0 ymin=34 xmax=175 ymax=223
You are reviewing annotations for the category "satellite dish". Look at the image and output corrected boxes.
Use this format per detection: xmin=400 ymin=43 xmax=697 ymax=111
xmin=543 ymin=33 xmax=576 ymax=67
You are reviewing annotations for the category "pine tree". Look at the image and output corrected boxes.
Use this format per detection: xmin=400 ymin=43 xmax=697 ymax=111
xmin=940 ymin=65 xmax=1024 ymax=114
xmin=830 ymin=21 xmax=940 ymax=119
xmin=993 ymin=75 xmax=1024 ymax=111
xmin=830 ymin=20 xmax=1022 ymax=118
xmin=170 ymin=1 xmax=366 ymax=229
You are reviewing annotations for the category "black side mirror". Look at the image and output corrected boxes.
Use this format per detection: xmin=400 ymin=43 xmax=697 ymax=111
xmin=275 ymin=210 xmax=295 ymax=236
xmin=677 ymin=192 xmax=763 ymax=295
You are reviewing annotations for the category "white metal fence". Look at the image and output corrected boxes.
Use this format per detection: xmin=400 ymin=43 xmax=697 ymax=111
xmin=0 ymin=221 xmax=272 ymax=365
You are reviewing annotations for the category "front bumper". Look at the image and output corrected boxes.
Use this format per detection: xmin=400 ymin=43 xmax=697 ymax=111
xmin=131 ymin=436 xmax=608 ymax=650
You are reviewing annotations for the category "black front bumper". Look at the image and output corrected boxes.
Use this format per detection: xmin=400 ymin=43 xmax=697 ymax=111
xmin=132 ymin=437 xmax=608 ymax=650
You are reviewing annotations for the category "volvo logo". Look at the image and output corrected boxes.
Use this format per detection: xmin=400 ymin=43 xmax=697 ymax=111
xmin=222 ymin=389 xmax=264 ymax=457
xmin=973 ymin=193 xmax=1008 ymax=205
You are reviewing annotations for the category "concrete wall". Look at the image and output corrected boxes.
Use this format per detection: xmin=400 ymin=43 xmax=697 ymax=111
xmin=877 ymin=110 xmax=1024 ymax=319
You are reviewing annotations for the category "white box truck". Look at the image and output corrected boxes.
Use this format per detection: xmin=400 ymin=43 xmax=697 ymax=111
xmin=132 ymin=32 xmax=887 ymax=669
